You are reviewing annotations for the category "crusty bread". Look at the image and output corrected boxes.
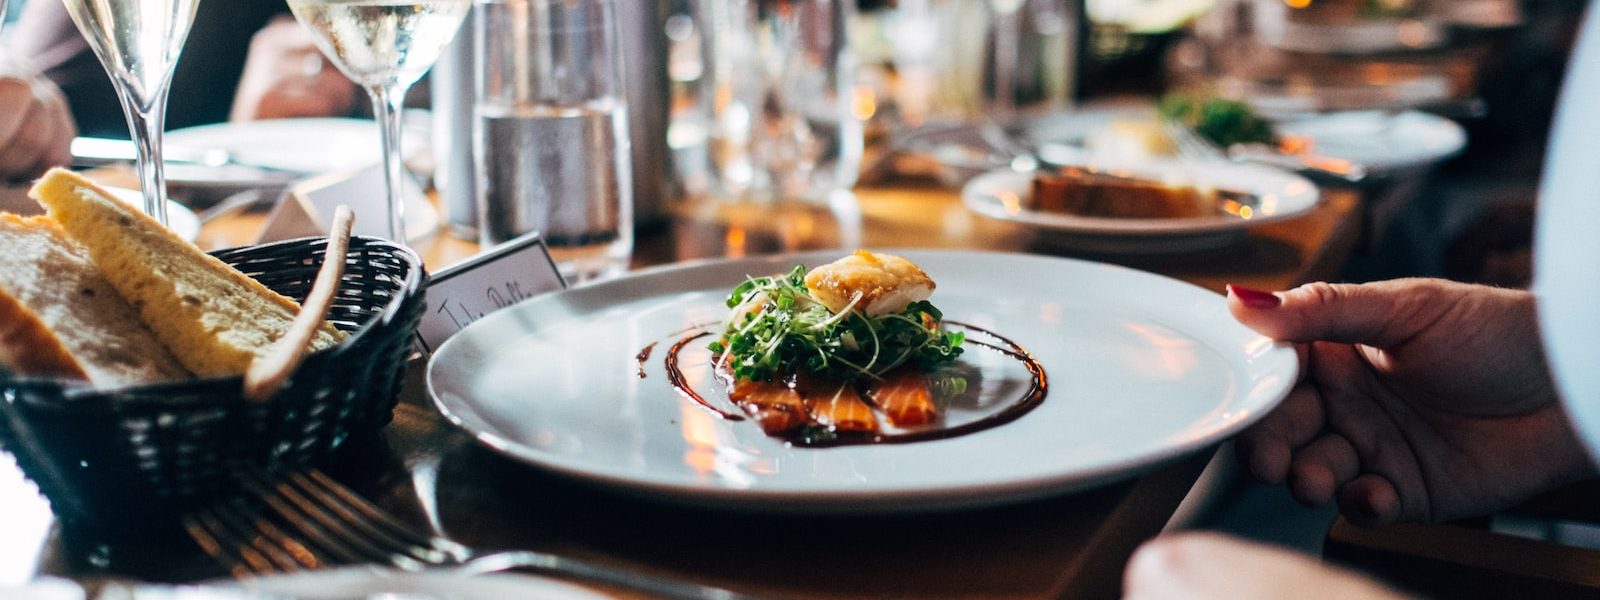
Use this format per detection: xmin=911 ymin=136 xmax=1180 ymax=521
xmin=30 ymin=169 xmax=344 ymax=378
xmin=0 ymin=214 xmax=190 ymax=386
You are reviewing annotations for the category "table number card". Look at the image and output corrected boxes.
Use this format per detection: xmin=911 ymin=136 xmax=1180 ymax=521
xmin=259 ymin=164 xmax=437 ymax=243
xmin=415 ymin=230 xmax=567 ymax=353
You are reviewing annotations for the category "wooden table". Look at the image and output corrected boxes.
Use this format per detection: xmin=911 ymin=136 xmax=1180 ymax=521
xmin=0 ymin=181 xmax=1361 ymax=598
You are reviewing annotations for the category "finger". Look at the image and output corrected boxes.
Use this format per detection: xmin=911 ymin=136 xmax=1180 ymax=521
xmin=26 ymin=99 xmax=76 ymax=179
xmin=1235 ymin=381 xmax=1325 ymax=484
xmin=0 ymin=78 xmax=31 ymax=151
xmin=44 ymin=91 xmax=77 ymax=168
xmin=0 ymin=94 xmax=47 ymax=179
xmin=1339 ymin=474 xmax=1405 ymax=526
xmin=1227 ymin=280 xmax=1456 ymax=348
xmin=1288 ymin=433 xmax=1361 ymax=506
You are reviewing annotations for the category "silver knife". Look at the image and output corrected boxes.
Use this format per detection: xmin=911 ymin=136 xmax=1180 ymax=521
xmin=69 ymin=137 xmax=303 ymax=184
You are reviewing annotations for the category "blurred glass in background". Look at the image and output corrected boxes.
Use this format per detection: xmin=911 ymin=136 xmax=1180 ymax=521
xmin=666 ymin=0 xmax=862 ymax=205
xmin=663 ymin=0 xmax=865 ymax=259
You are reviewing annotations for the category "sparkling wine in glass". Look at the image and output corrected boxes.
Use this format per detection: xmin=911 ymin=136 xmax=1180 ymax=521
xmin=288 ymin=0 xmax=471 ymax=242
xmin=63 ymin=0 xmax=201 ymax=226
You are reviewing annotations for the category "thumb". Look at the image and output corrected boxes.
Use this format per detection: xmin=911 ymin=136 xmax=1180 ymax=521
xmin=1226 ymin=279 xmax=1454 ymax=348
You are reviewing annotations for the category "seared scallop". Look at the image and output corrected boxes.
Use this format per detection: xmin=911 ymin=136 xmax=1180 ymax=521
xmin=804 ymin=250 xmax=935 ymax=316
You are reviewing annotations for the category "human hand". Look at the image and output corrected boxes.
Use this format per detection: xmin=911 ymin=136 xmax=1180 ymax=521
xmin=230 ymin=16 xmax=358 ymax=122
xmin=0 ymin=59 xmax=75 ymax=182
xmin=1125 ymin=532 xmax=1411 ymax=600
xmin=1227 ymin=279 xmax=1597 ymax=526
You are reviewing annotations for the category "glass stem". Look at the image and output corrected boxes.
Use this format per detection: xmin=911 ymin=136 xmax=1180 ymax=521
xmin=371 ymin=84 xmax=410 ymax=243
xmin=121 ymin=85 xmax=171 ymax=227
xmin=992 ymin=9 xmax=1021 ymax=123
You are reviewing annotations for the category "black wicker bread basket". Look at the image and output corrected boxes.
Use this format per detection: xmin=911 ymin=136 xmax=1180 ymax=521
xmin=0 ymin=235 xmax=427 ymax=531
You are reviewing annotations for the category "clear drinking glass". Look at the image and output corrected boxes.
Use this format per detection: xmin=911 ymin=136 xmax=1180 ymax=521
xmin=62 ymin=0 xmax=202 ymax=227
xmin=693 ymin=0 xmax=863 ymax=204
xmin=474 ymin=0 xmax=634 ymax=283
xmin=288 ymin=0 xmax=471 ymax=242
xmin=987 ymin=0 xmax=1026 ymax=122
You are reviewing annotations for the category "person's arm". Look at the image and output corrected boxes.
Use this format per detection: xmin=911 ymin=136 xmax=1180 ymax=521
xmin=0 ymin=55 xmax=75 ymax=182
xmin=1124 ymin=278 xmax=1598 ymax=600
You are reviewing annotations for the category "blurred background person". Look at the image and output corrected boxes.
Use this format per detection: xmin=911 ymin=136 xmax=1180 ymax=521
xmin=229 ymin=15 xmax=359 ymax=122
xmin=6 ymin=0 xmax=356 ymax=139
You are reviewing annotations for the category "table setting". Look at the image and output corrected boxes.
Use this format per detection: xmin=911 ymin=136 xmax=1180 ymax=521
xmin=0 ymin=0 xmax=1505 ymax=598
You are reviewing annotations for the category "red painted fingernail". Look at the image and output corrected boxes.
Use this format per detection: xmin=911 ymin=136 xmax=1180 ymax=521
xmin=1228 ymin=284 xmax=1282 ymax=309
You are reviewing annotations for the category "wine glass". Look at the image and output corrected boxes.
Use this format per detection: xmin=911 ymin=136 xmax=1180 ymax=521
xmin=288 ymin=0 xmax=471 ymax=242
xmin=62 ymin=0 xmax=202 ymax=227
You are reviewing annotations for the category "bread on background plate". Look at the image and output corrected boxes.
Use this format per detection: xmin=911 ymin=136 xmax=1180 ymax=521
xmin=0 ymin=214 xmax=190 ymax=386
xmin=30 ymin=168 xmax=345 ymax=378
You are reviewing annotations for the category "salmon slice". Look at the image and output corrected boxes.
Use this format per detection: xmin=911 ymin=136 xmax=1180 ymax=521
xmin=870 ymin=368 xmax=939 ymax=427
xmin=729 ymin=379 xmax=809 ymax=434
xmin=801 ymin=381 xmax=879 ymax=433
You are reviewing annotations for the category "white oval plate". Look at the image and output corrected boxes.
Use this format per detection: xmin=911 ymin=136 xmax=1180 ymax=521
xmin=427 ymin=250 xmax=1297 ymax=512
xmin=220 ymin=567 xmax=606 ymax=600
xmin=0 ymin=184 xmax=198 ymax=242
xmin=1273 ymin=110 xmax=1466 ymax=173
xmin=962 ymin=160 xmax=1319 ymax=254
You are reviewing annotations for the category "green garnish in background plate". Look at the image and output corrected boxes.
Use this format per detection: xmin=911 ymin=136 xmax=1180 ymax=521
xmin=1157 ymin=92 xmax=1277 ymax=149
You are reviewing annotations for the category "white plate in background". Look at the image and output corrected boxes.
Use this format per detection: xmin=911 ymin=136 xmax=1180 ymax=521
xmin=961 ymin=159 xmax=1319 ymax=254
xmin=165 ymin=117 xmax=429 ymax=175
xmin=1027 ymin=105 xmax=1466 ymax=174
xmin=0 ymin=184 xmax=199 ymax=243
xmin=159 ymin=115 xmax=432 ymax=197
xmin=428 ymin=250 xmax=1298 ymax=512
xmin=1272 ymin=110 xmax=1467 ymax=173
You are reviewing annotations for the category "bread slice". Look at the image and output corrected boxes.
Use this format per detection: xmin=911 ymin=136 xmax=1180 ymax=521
xmin=0 ymin=214 xmax=190 ymax=386
xmin=30 ymin=169 xmax=345 ymax=378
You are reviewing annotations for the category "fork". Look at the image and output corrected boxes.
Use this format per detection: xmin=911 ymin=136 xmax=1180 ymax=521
xmin=1160 ymin=121 xmax=1229 ymax=163
xmin=1161 ymin=120 xmax=1368 ymax=185
xmin=184 ymin=469 xmax=759 ymax=600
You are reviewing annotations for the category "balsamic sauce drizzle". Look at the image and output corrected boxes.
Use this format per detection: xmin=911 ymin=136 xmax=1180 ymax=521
xmin=634 ymin=342 xmax=657 ymax=379
xmin=664 ymin=331 xmax=743 ymax=420
xmin=653 ymin=321 xmax=1048 ymax=446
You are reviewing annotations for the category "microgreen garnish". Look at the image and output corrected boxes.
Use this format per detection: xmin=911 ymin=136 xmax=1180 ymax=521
xmin=711 ymin=265 xmax=964 ymax=383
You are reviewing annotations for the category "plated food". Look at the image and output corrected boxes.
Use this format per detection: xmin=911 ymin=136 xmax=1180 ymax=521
xmin=665 ymin=250 xmax=1047 ymax=447
xmin=0 ymin=169 xmax=343 ymax=386
xmin=963 ymin=160 xmax=1319 ymax=254
xmin=1080 ymin=93 xmax=1277 ymax=161
xmin=1030 ymin=165 xmax=1248 ymax=221
xmin=426 ymin=250 xmax=1300 ymax=510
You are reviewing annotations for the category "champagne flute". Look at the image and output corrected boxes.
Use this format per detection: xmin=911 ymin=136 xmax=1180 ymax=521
xmin=288 ymin=0 xmax=471 ymax=242
xmin=62 ymin=0 xmax=201 ymax=227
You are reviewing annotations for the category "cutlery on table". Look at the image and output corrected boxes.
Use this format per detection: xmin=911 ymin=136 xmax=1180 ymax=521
xmin=69 ymin=137 xmax=303 ymax=184
xmin=183 ymin=468 xmax=758 ymax=600
xmin=1162 ymin=121 xmax=1370 ymax=186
